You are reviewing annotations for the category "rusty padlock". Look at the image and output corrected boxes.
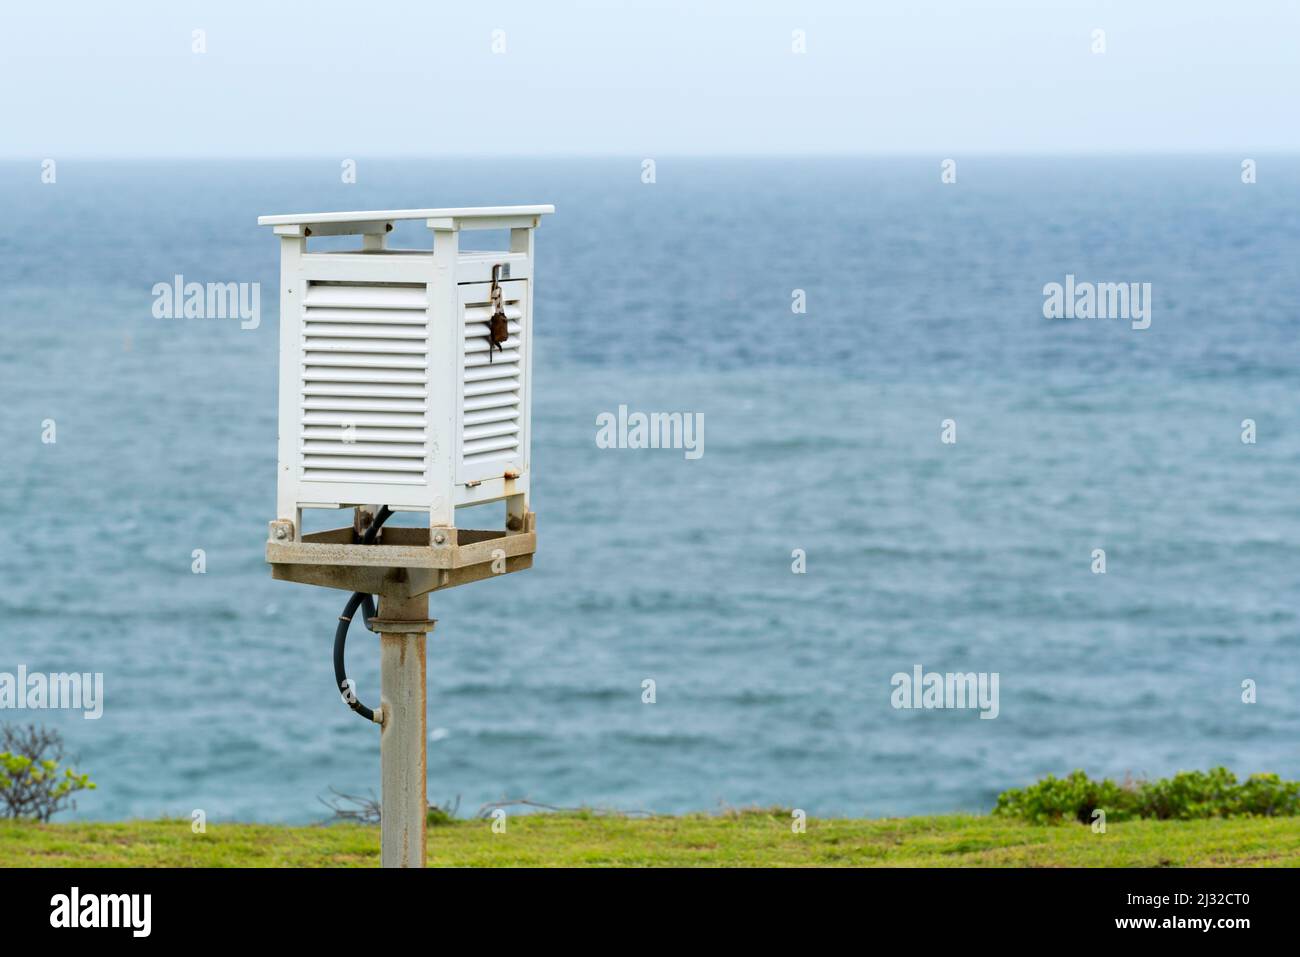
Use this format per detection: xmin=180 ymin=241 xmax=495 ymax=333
xmin=488 ymin=264 xmax=509 ymax=362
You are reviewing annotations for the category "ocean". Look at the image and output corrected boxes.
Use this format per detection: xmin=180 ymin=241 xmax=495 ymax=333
xmin=1 ymin=156 xmax=1298 ymax=822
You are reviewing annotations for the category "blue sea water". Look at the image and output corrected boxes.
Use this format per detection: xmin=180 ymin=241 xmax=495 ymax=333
xmin=1 ymin=157 xmax=1298 ymax=822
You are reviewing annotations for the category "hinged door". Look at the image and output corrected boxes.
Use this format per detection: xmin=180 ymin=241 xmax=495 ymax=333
xmin=456 ymin=279 xmax=529 ymax=485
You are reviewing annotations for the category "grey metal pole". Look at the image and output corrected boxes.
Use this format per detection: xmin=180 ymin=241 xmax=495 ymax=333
xmin=375 ymin=593 xmax=434 ymax=868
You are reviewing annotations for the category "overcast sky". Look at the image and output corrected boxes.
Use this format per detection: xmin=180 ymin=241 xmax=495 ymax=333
xmin=2 ymin=0 xmax=1295 ymax=157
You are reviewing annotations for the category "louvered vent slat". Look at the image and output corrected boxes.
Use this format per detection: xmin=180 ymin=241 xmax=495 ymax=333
xmin=463 ymin=408 xmax=520 ymax=426
xmin=463 ymin=422 xmax=519 ymax=440
xmin=300 ymin=281 xmax=428 ymax=486
xmin=463 ymin=436 xmax=520 ymax=455
xmin=461 ymin=291 xmax=524 ymax=474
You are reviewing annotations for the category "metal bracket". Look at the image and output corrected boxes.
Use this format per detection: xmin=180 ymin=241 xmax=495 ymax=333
xmin=266 ymin=513 xmax=537 ymax=598
xmin=367 ymin=618 xmax=438 ymax=635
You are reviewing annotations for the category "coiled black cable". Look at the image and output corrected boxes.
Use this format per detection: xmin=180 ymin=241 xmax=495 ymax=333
xmin=333 ymin=505 xmax=392 ymax=723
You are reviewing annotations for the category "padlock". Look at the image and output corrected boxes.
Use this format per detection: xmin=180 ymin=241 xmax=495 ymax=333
xmin=488 ymin=264 xmax=509 ymax=363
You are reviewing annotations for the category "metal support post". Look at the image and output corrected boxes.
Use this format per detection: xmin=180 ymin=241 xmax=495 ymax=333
xmin=373 ymin=594 xmax=435 ymax=868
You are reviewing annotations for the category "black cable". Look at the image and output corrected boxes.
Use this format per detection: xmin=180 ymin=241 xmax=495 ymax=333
xmin=334 ymin=505 xmax=392 ymax=723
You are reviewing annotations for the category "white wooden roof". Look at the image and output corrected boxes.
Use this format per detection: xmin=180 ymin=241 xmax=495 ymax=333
xmin=257 ymin=205 xmax=554 ymax=227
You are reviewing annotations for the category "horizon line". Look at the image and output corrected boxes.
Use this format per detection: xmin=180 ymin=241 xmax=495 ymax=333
xmin=1 ymin=150 xmax=1295 ymax=162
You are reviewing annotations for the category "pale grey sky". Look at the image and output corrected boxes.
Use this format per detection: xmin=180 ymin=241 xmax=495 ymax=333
xmin=2 ymin=0 xmax=1295 ymax=157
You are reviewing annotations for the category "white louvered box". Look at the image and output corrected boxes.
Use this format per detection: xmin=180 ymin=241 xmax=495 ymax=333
xmin=258 ymin=206 xmax=553 ymax=543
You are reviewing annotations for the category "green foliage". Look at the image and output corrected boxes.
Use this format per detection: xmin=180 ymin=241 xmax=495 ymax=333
xmin=426 ymin=803 xmax=458 ymax=828
xmin=0 ymin=724 xmax=96 ymax=823
xmin=994 ymin=767 xmax=1300 ymax=825
xmin=992 ymin=770 xmax=1129 ymax=825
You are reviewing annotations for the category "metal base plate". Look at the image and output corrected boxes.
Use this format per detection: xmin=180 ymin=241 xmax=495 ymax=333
xmin=266 ymin=514 xmax=536 ymax=598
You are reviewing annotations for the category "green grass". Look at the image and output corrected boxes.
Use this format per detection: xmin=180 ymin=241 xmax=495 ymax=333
xmin=2 ymin=811 xmax=1298 ymax=867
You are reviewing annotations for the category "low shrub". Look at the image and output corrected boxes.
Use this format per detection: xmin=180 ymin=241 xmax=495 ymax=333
xmin=0 ymin=724 xmax=96 ymax=822
xmin=993 ymin=767 xmax=1300 ymax=824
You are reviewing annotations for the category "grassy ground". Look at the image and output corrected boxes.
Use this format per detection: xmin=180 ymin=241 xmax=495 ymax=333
xmin=2 ymin=811 xmax=1298 ymax=867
